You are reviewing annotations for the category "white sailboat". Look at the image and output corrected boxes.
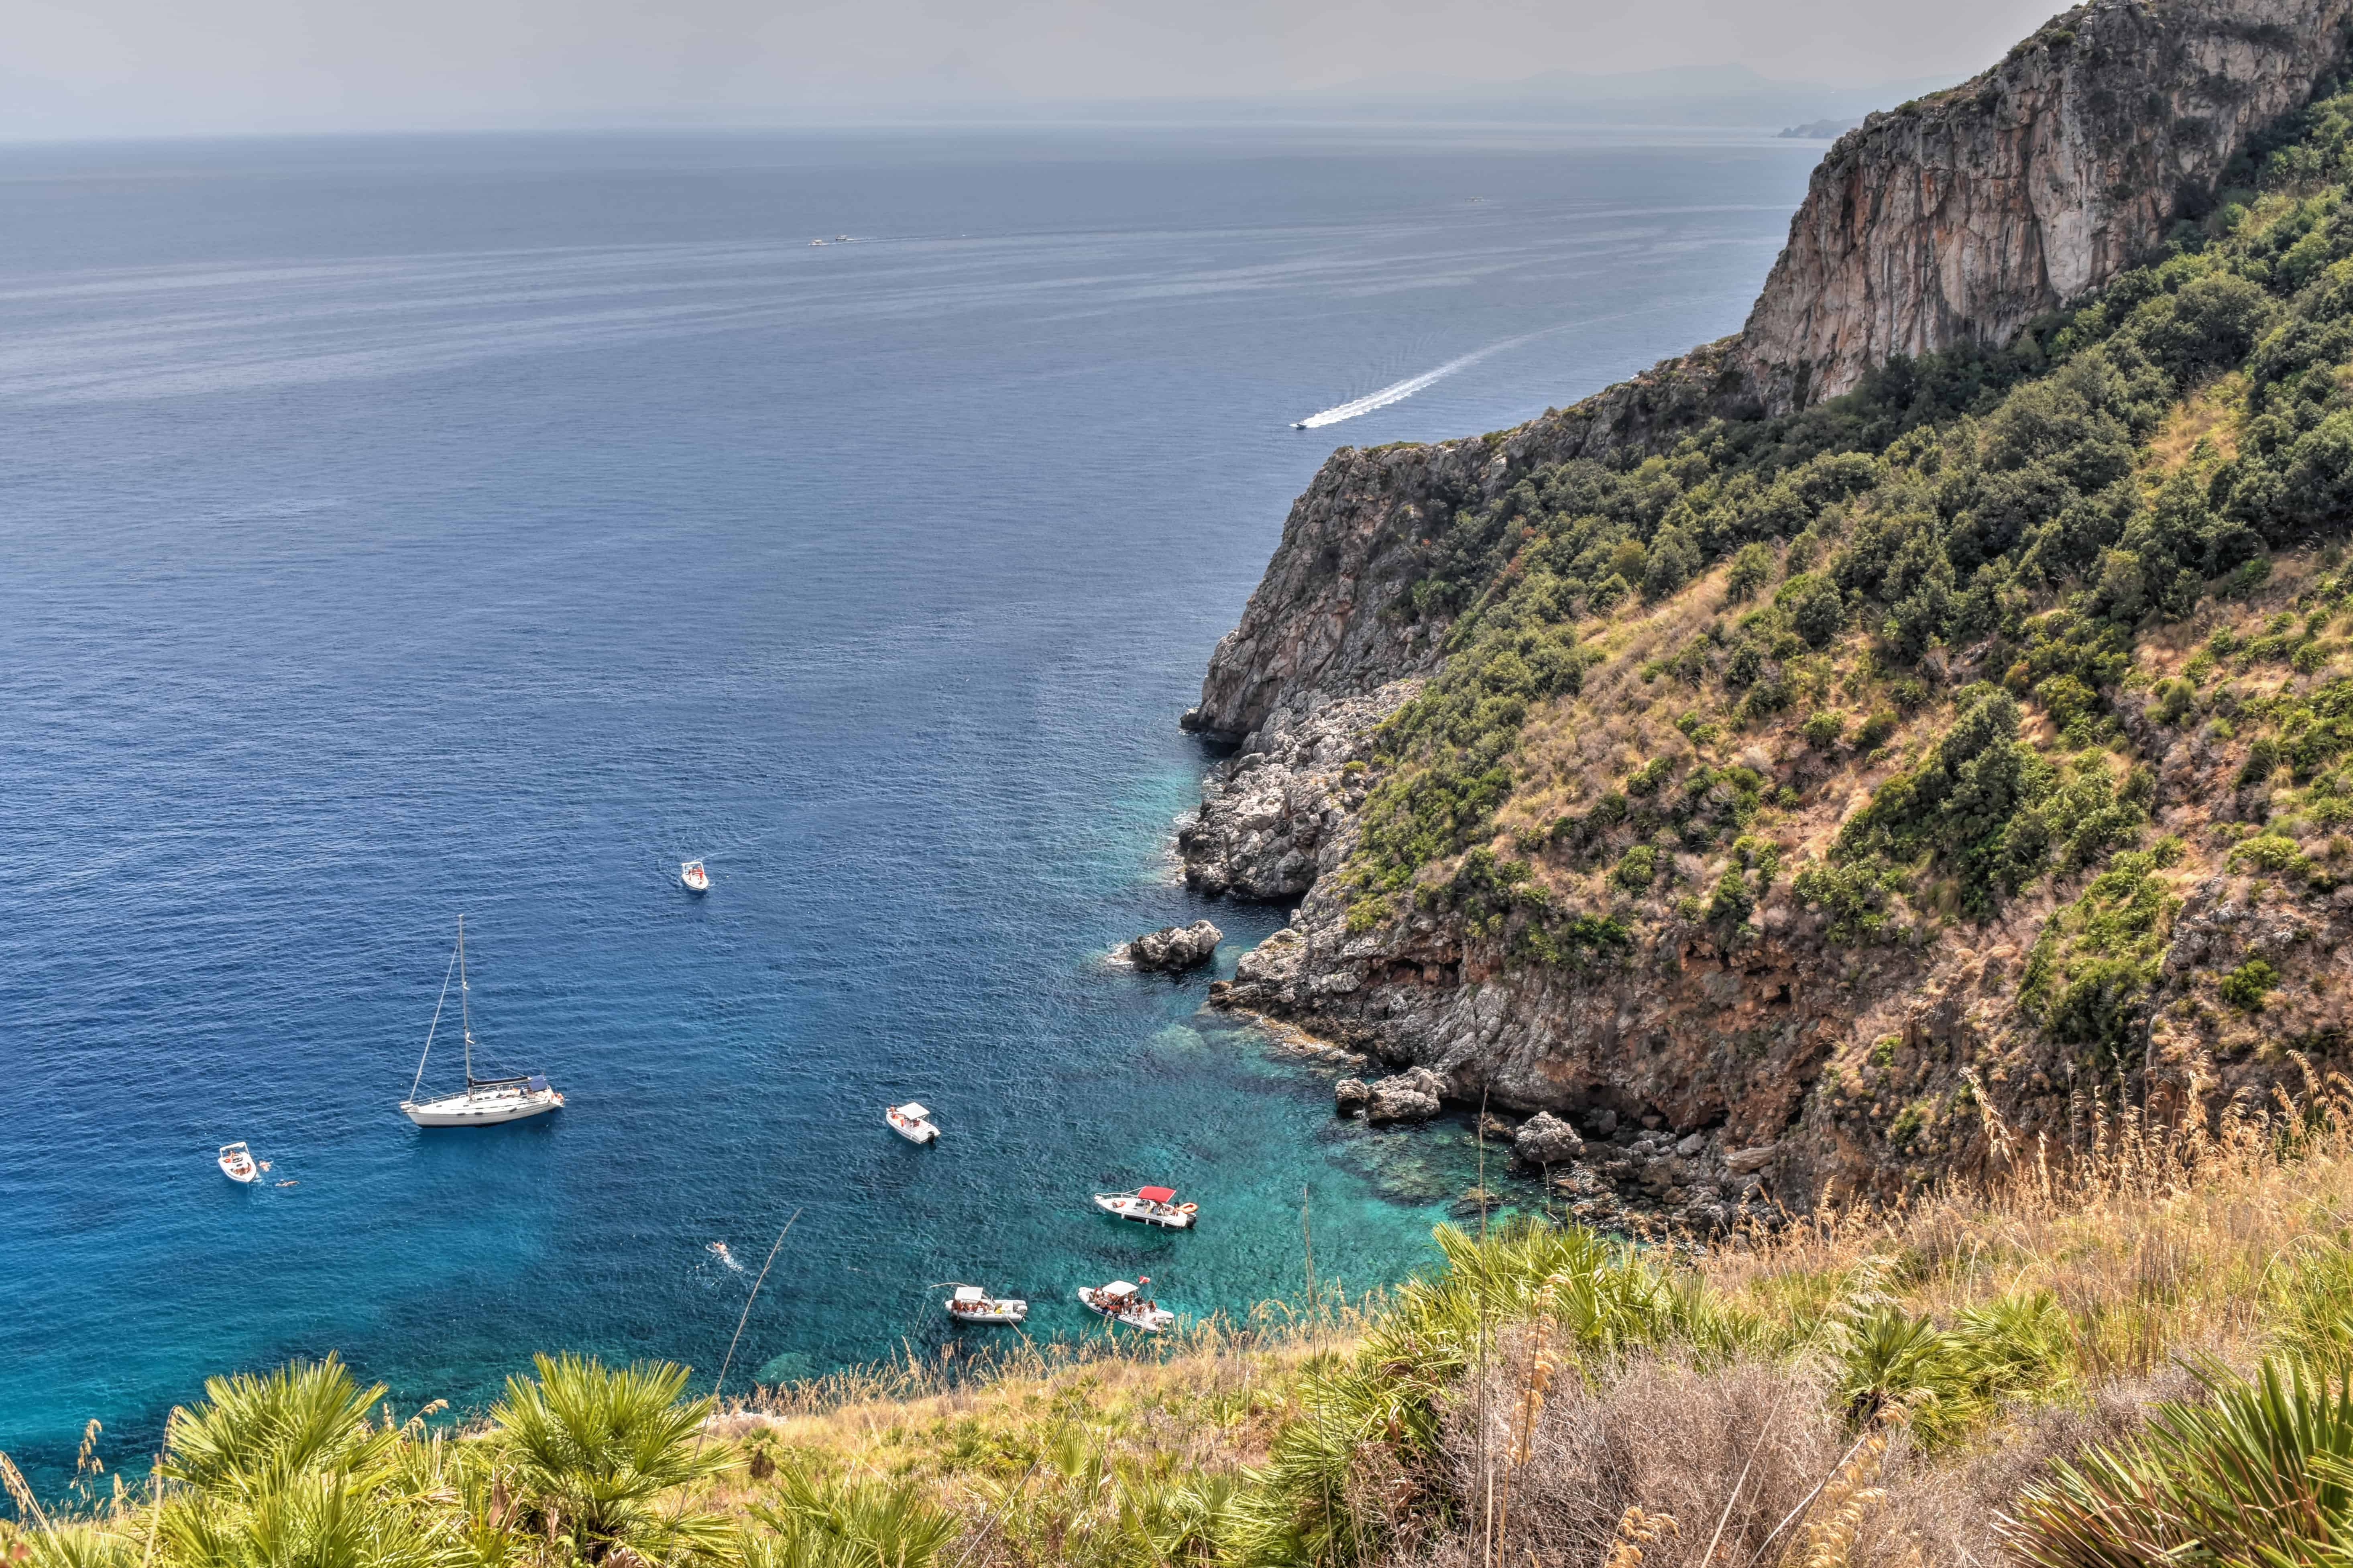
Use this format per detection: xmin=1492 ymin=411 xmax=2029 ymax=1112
xmin=399 ymin=918 xmax=564 ymax=1128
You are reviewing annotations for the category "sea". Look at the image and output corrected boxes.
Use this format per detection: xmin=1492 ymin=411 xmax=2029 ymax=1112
xmin=0 ymin=122 xmax=1819 ymax=1476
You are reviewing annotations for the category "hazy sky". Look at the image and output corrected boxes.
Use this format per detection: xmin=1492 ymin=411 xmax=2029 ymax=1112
xmin=5 ymin=0 xmax=2067 ymax=141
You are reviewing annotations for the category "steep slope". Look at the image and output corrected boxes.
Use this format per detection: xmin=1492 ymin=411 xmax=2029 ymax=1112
xmin=1185 ymin=0 xmax=2353 ymax=748
xmin=1740 ymin=0 xmax=2353 ymax=408
xmin=1184 ymin=43 xmax=2353 ymax=1219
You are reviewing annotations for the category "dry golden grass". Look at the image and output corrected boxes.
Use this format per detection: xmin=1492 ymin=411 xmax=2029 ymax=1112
xmin=2141 ymin=373 xmax=2245 ymax=478
xmin=1704 ymin=1063 xmax=2353 ymax=1381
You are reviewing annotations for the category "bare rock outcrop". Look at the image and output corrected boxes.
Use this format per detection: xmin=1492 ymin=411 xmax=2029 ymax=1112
xmin=1365 ymin=1066 xmax=1448 ymax=1124
xmin=1181 ymin=681 xmax=1417 ymax=899
xmin=1122 ymin=920 xmax=1223 ymax=973
xmin=1512 ymin=1111 xmax=1585 ymax=1168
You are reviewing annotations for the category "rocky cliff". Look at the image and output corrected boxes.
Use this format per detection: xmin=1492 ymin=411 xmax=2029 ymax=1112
xmin=1179 ymin=2 xmax=2353 ymax=1220
xmin=1739 ymin=0 xmax=2353 ymax=409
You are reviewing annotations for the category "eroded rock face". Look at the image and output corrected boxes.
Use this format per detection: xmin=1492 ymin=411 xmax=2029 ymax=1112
xmin=1736 ymin=0 xmax=2353 ymax=407
xmin=1123 ymin=920 xmax=1223 ymax=973
xmin=1181 ymin=682 xmax=1417 ymax=900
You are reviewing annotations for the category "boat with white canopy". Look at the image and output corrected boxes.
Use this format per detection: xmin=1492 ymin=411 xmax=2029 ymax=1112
xmin=681 ymin=860 xmax=710 ymax=894
xmin=399 ymin=918 xmax=564 ymax=1128
xmin=885 ymin=1102 xmax=939 ymax=1144
xmin=1093 ymin=1186 xmax=1195 ymax=1228
xmin=944 ymin=1285 xmax=1026 ymax=1324
xmin=1078 ymin=1279 xmax=1174 ymax=1332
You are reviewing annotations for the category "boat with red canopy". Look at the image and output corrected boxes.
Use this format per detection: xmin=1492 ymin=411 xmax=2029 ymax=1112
xmin=1092 ymin=1185 xmax=1196 ymax=1228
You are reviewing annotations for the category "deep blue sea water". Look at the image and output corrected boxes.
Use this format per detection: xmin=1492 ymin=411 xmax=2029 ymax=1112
xmin=0 ymin=124 xmax=1817 ymax=1475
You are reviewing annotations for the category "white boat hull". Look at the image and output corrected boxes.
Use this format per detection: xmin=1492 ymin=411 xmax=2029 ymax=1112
xmin=1077 ymin=1287 xmax=1174 ymax=1332
xmin=946 ymin=1298 xmax=1028 ymax=1324
xmin=889 ymin=1119 xmax=938 ymax=1144
xmin=1093 ymin=1193 xmax=1194 ymax=1228
xmin=220 ymin=1161 xmax=258 ymax=1183
xmin=402 ymin=1086 xmax=564 ymax=1126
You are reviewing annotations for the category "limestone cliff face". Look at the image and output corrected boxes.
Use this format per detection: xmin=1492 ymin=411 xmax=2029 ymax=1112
xmin=1184 ymin=340 xmax=1748 ymax=745
xmin=1738 ymin=0 xmax=2353 ymax=407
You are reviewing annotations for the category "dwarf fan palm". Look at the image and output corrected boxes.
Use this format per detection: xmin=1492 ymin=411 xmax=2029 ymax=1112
xmin=159 ymin=1358 xmax=399 ymax=1501
xmin=2004 ymin=1355 xmax=2353 ymax=1568
xmin=744 ymin=1473 xmax=957 ymax=1568
xmin=489 ymin=1354 xmax=733 ymax=1566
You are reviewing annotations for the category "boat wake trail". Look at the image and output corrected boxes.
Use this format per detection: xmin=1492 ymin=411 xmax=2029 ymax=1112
xmin=1290 ymin=310 xmax=1654 ymax=430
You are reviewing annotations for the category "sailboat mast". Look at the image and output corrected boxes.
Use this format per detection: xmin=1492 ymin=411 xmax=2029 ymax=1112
xmin=458 ymin=915 xmax=474 ymax=1087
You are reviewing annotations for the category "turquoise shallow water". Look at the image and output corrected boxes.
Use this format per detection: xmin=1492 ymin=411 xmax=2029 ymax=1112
xmin=0 ymin=124 xmax=1816 ymax=1480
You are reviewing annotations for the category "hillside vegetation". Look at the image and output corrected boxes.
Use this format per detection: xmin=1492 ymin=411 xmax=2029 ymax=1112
xmin=17 ymin=1086 xmax=2353 ymax=1568
xmin=1332 ymin=80 xmax=2353 ymax=1106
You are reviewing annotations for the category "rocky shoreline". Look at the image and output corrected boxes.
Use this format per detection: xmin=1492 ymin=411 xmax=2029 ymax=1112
xmin=1163 ymin=0 xmax=2353 ymax=1219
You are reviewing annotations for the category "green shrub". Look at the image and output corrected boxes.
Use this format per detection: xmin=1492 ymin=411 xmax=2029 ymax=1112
xmin=1613 ymin=844 xmax=1657 ymax=889
xmin=1802 ymin=710 xmax=1846 ymax=749
xmin=2221 ymin=956 xmax=2280 ymax=1010
xmin=1724 ymin=541 xmax=1775 ymax=602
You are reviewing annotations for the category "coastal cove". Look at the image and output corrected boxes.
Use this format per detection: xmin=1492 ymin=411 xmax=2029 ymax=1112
xmin=0 ymin=124 xmax=1819 ymax=1478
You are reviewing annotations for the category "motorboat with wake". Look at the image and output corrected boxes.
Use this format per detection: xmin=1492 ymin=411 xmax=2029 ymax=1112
xmin=399 ymin=917 xmax=564 ymax=1127
xmin=886 ymin=1102 xmax=940 ymax=1144
xmin=944 ymin=1285 xmax=1027 ymax=1324
xmin=218 ymin=1142 xmax=260 ymax=1183
xmin=1079 ymin=1279 xmax=1174 ymax=1332
xmin=682 ymin=860 xmax=710 ymax=894
xmin=1093 ymin=1185 xmax=1195 ymax=1228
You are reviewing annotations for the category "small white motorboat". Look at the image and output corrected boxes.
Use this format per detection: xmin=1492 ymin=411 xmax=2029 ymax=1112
xmin=944 ymin=1285 xmax=1027 ymax=1324
xmin=681 ymin=860 xmax=710 ymax=894
xmin=1079 ymin=1279 xmax=1174 ymax=1332
xmin=886 ymin=1102 xmax=940 ymax=1144
xmin=1093 ymin=1185 xmax=1195 ymax=1228
xmin=398 ymin=918 xmax=564 ymax=1128
xmin=218 ymin=1142 xmax=259 ymax=1184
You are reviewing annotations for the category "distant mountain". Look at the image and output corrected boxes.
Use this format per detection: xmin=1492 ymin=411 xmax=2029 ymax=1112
xmin=1779 ymin=117 xmax=1865 ymax=138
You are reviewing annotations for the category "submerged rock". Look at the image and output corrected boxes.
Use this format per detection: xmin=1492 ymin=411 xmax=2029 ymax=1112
xmin=1124 ymin=920 xmax=1223 ymax=973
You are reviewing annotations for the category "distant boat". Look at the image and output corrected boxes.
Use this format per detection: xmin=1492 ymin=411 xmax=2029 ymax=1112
xmin=399 ymin=918 xmax=564 ymax=1128
xmin=1093 ymin=1185 xmax=1195 ymax=1228
xmin=682 ymin=860 xmax=710 ymax=894
xmin=1079 ymin=1279 xmax=1174 ymax=1331
xmin=944 ymin=1285 xmax=1027 ymax=1324
xmin=886 ymin=1102 xmax=940 ymax=1144
xmin=218 ymin=1142 xmax=259 ymax=1183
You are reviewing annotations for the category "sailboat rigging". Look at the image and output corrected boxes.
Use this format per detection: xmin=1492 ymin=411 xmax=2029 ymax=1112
xmin=399 ymin=916 xmax=564 ymax=1127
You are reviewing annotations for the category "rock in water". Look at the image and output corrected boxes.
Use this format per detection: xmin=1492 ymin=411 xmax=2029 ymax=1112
xmin=1513 ymin=1111 xmax=1584 ymax=1167
xmin=1124 ymin=920 xmax=1223 ymax=973
xmin=1365 ymin=1066 xmax=1445 ymax=1124
xmin=1334 ymin=1078 xmax=1370 ymax=1117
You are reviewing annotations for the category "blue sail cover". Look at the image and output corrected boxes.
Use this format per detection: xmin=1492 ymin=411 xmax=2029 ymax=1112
xmin=527 ymin=1075 xmax=548 ymax=1092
